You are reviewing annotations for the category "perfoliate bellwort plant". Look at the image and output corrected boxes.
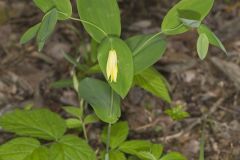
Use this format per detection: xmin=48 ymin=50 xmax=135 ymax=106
xmin=0 ymin=0 xmax=227 ymax=160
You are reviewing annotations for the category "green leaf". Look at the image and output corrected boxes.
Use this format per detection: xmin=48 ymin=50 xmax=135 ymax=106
xmin=50 ymin=79 xmax=73 ymax=89
xmin=63 ymin=53 xmax=88 ymax=71
xmin=126 ymin=34 xmax=167 ymax=74
xmin=66 ymin=118 xmax=82 ymax=129
xmin=136 ymin=152 xmax=157 ymax=160
xmin=160 ymin=152 xmax=187 ymax=160
xmin=101 ymin=121 xmax=129 ymax=149
xmin=0 ymin=138 xmax=40 ymax=160
xmin=24 ymin=146 xmax=49 ymax=160
xmin=49 ymin=135 xmax=96 ymax=160
xmin=37 ymin=8 xmax=58 ymax=51
xmin=109 ymin=150 xmax=127 ymax=160
xmin=63 ymin=106 xmax=82 ymax=118
xmin=33 ymin=0 xmax=72 ymax=20
xmin=162 ymin=0 xmax=214 ymax=35
xmin=98 ymin=36 xmax=134 ymax=98
xmin=197 ymin=24 xmax=227 ymax=54
xmin=84 ymin=114 xmax=99 ymax=124
xmin=0 ymin=109 xmax=66 ymax=140
xmin=178 ymin=9 xmax=201 ymax=28
xmin=197 ymin=33 xmax=209 ymax=60
xmin=20 ymin=23 xmax=41 ymax=44
xmin=150 ymin=144 xmax=163 ymax=159
xmin=134 ymin=67 xmax=171 ymax=103
xmin=165 ymin=105 xmax=189 ymax=121
xmin=79 ymin=78 xmax=121 ymax=124
xmin=119 ymin=140 xmax=151 ymax=155
xmin=76 ymin=0 xmax=121 ymax=42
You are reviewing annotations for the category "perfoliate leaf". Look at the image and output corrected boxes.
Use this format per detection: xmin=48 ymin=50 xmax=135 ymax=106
xmin=76 ymin=0 xmax=121 ymax=42
xmin=20 ymin=23 xmax=41 ymax=44
xmin=33 ymin=0 xmax=72 ymax=20
xmin=98 ymin=36 xmax=134 ymax=98
xmin=37 ymin=8 xmax=58 ymax=51
xmin=0 ymin=109 xmax=66 ymax=140
xmin=162 ymin=0 xmax=214 ymax=35
xmin=101 ymin=121 xmax=129 ymax=149
xmin=0 ymin=138 xmax=40 ymax=160
xmin=134 ymin=67 xmax=171 ymax=103
xmin=197 ymin=24 xmax=227 ymax=54
xmin=79 ymin=78 xmax=121 ymax=124
xmin=126 ymin=34 xmax=167 ymax=74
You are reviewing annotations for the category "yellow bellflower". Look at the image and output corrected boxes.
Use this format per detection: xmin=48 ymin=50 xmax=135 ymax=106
xmin=106 ymin=49 xmax=118 ymax=82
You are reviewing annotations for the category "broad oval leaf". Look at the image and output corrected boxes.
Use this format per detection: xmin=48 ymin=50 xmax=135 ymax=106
xmin=98 ymin=37 xmax=134 ymax=98
xmin=162 ymin=0 xmax=214 ymax=35
xmin=197 ymin=24 xmax=227 ymax=54
xmin=79 ymin=78 xmax=121 ymax=124
xmin=109 ymin=150 xmax=126 ymax=160
xmin=197 ymin=33 xmax=209 ymax=60
xmin=178 ymin=9 xmax=201 ymax=28
xmin=134 ymin=67 xmax=171 ymax=103
xmin=76 ymin=0 xmax=121 ymax=42
xmin=20 ymin=23 xmax=41 ymax=44
xmin=0 ymin=138 xmax=40 ymax=160
xmin=0 ymin=109 xmax=67 ymax=140
xmin=101 ymin=121 xmax=129 ymax=149
xmin=126 ymin=34 xmax=167 ymax=74
xmin=160 ymin=152 xmax=187 ymax=160
xmin=49 ymin=135 xmax=96 ymax=160
xmin=37 ymin=8 xmax=58 ymax=51
xmin=33 ymin=0 xmax=72 ymax=20
xmin=136 ymin=152 xmax=157 ymax=160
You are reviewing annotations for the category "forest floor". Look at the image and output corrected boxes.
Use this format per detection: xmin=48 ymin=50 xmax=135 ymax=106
xmin=0 ymin=0 xmax=240 ymax=159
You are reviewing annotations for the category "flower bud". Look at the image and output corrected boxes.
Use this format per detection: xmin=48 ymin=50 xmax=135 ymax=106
xmin=106 ymin=49 xmax=118 ymax=82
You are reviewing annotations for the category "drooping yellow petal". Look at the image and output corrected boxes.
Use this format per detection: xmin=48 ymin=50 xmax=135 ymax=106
xmin=106 ymin=49 xmax=118 ymax=83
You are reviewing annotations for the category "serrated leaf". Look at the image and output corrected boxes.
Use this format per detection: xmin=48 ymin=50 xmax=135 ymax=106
xmin=0 ymin=138 xmax=40 ymax=160
xmin=197 ymin=33 xmax=209 ymax=60
xmin=24 ymin=146 xmax=49 ymax=160
xmin=126 ymin=34 xmax=167 ymax=74
xmin=134 ymin=67 xmax=171 ymax=103
xmin=119 ymin=140 xmax=151 ymax=155
xmin=20 ymin=23 xmax=41 ymax=44
xmin=84 ymin=114 xmax=99 ymax=124
xmin=37 ymin=8 xmax=58 ymax=51
xmin=33 ymin=0 xmax=72 ymax=20
xmin=197 ymin=24 xmax=227 ymax=54
xmin=151 ymin=144 xmax=163 ymax=159
xmin=0 ymin=109 xmax=66 ymax=140
xmin=98 ymin=36 xmax=134 ymax=98
xmin=76 ymin=0 xmax=121 ymax=42
xmin=136 ymin=152 xmax=157 ymax=160
xmin=162 ymin=0 xmax=214 ymax=35
xmin=63 ymin=106 xmax=82 ymax=118
xmin=160 ymin=152 xmax=187 ymax=160
xmin=49 ymin=135 xmax=96 ymax=160
xmin=66 ymin=118 xmax=82 ymax=129
xmin=101 ymin=121 xmax=129 ymax=149
xmin=79 ymin=78 xmax=121 ymax=124
xmin=109 ymin=150 xmax=127 ymax=160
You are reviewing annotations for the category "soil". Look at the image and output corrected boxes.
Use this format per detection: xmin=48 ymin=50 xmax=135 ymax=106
xmin=0 ymin=0 xmax=240 ymax=159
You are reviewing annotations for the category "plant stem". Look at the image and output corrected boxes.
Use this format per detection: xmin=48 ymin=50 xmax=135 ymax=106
xmin=79 ymin=99 xmax=89 ymax=142
xmin=105 ymin=89 xmax=114 ymax=160
xmin=133 ymin=23 xmax=184 ymax=55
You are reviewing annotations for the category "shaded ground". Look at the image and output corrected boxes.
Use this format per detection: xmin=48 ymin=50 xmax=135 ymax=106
xmin=0 ymin=0 xmax=240 ymax=159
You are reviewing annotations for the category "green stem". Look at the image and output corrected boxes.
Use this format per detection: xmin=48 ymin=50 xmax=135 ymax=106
xmin=57 ymin=11 xmax=108 ymax=37
xmin=79 ymin=99 xmax=89 ymax=142
xmin=105 ymin=89 xmax=114 ymax=160
xmin=133 ymin=23 xmax=184 ymax=55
